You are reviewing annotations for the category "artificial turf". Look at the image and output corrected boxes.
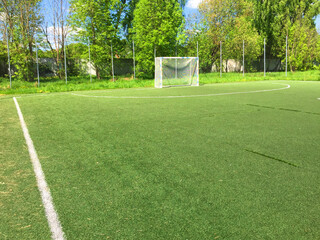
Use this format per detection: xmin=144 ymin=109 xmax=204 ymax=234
xmin=0 ymin=97 xmax=51 ymax=239
xmin=1 ymin=80 xmax=320 ymax=239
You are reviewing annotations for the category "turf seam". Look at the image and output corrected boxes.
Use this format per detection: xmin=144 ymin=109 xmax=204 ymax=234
xmin=13 ymin=97 xmax=65 ymax=240
xmin=244 ymin=149 xmax=299 ymax=168
xmin=247 ymin=104 xmax=320 ymax=116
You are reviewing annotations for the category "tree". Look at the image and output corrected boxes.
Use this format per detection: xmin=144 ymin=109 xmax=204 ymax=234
xmin=287 ymin=18 xmax=319 ymax=71
xmin=0 ymin=0 xmax=42 ymax=81
xmin=184 ymin=13 xmax=216 ymax=72
xmin=223 ymin=4 xmax=263 ymax=72
xmin=69 ymin=0 xmax=115 ymax=79
xmin=121 ymin=0 xmax=139 ymax=39
xmin=198 ymin=0 xmax=262 ymax=72
xmin=132 ymin=0 xmax=184 ymax=77
xmin=122 ymin=0 xmax=186 ymax=40
xmin=253 ymin=0 xmax=320 ymax=70
xmin=65 ymin=42 xmax=88 ymax=76
xmin=41 ymin=0 xmax=69 ymax=79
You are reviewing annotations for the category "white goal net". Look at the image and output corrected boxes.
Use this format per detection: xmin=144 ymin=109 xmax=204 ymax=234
xmin=155 ymin=57 xmax=199 ymax=88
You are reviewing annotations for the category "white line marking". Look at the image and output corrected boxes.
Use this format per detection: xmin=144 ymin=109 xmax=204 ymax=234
xmin=71 ymin=83 xmax=290 ymax=99
xmin=13 ymin=97 xmax=65 ymax=240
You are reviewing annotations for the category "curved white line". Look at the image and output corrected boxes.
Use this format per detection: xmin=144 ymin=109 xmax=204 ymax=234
xmin=71 ymin=83 xmax=291 ymax=99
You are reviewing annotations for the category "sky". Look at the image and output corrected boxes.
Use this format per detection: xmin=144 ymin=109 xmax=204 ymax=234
xmin=186 ymin=0 xmax=203 ymax=9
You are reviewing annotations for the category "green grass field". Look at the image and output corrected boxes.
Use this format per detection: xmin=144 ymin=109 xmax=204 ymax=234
xmin=1 ymin=80 xmax=320 ymax=239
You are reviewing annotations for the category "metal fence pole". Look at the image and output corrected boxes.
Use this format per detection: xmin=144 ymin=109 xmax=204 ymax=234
xmin=88 ymin=37 xmax=92 ymax=83
xmin=6 ymin=27 xmax=12 ymax=88
xmin=111 ymin=41 xmax=114 ymax=82
xmin=64 ymin=38 xmax=67 ymax=84
xmin=36 ymin=36 xmax=40 ymax=87
xmin=243 ymin=40 xmax=245 ymax=76
xmin=286 ymin=35 xmax=288 ymax=77
xmin=220 ymin=41 xmax=222 ymax=78
xmin=197 ymin=41 xmax=199 ymax=59
xmin=197 ymin=41 xmax=199 ymax=86
xmin=264 ymin=38 xmax=266 ymax=77
xmin=133 ymin=40 xmax=135 ymax=80
xmin=175 ymin=43 xmax=177 ymax=79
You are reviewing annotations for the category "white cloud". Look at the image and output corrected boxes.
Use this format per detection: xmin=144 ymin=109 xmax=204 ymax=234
xmin=46 ymin=25 xmax=76 ymax=38
xmin=186 ymin=0 xmax=203 ymax=9
xmin=0 ymin=12 xmax=6 ymax=22
xmin=42 ymin=26 xmax=82 ymax=46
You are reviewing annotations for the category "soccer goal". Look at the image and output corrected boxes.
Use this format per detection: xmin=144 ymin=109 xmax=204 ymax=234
xmin=155 ymin=57 xmax=199 ymax=88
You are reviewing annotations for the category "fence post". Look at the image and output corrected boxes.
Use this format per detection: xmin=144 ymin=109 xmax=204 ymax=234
xmin=88 ymin=37 xmax=92 ymax=83
xmin=36 ymin=35 xmax=40 ymax=87
xmin=286 ymin=35 xmax=288 ymax=77
xmin=220 ymin=41 xmax=222 ymax=78
xmin=64 ymin=38 xmax=67 ymax=84
xmin=197 ymin=41 xmax=199 ymax=59
xmin=111 ymin=41 xmax=114 ymax=82
xmin=243 ymin=40 xmax=245 ymax=76
xmin=264 ymin=38 xmax=266 ymax=77
xmin=133 ymin=40 xmax=135 ymax=80
xmin=6 ymin=27 xmax=12 ymax=88
xmin=175 ymin=42 xmax=177 ymax=79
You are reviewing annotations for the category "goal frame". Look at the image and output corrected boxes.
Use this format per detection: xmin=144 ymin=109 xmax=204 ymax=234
xmin=155 ymin=57 xmax=199 ymax=88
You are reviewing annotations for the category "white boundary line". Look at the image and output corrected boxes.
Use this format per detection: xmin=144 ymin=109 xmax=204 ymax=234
xmin=70 ymin=83 xmax=291 ymax=99
xmin=13 ymin=97 xmax=65 ymax=240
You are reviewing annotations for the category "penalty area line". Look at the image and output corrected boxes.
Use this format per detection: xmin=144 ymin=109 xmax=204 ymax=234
xmin=13 ymin=97 xmax=65 ymax=240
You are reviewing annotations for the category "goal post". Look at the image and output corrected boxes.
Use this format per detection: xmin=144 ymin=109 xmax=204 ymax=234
xmin=155 ymin=57 xmax=199 ymax=88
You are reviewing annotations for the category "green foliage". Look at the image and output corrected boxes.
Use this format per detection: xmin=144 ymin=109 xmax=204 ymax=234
xmin=223 ymin=13 xmax=263 ymax=71
xmin=287 ymin=19 xmax=319 ymax=71
xmin=122 ymin=0 xmax=186 ymax=40
xmin=66 ymin=43 xmax=88 ymax=76
xmin=186 ymin=30 xmax=214 ymax=72
xmin=253 ymin=0 xmax=320 ymax=67
xmin=69 ymin=0 xmax=115 ymax=79
xmin=1 ymin=0 xmax=42 ymax=81
xmin=132 ymin=0 xmax=184 ymax=77
xmin=197 ymin=0 xmax=262 ymax=72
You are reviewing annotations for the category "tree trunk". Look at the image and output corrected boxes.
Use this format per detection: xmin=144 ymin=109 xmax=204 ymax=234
xmin=96 ymin=67 xmax=100 ymax=79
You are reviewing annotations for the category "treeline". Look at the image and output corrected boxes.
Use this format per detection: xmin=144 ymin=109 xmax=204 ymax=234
xmin=0 ymin=0 xmax=319 ymax=81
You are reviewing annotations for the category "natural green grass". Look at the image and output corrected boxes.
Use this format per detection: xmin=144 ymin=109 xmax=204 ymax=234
xmin=0 ymin=70 xmax=319 ymax=95
xmin=1 ymin=81 xmax=319 ymax=239
xmin=200 ymin=70 xmax=320 ymax=84
xmin=0 ymin=76 xmax=154 ymax=95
